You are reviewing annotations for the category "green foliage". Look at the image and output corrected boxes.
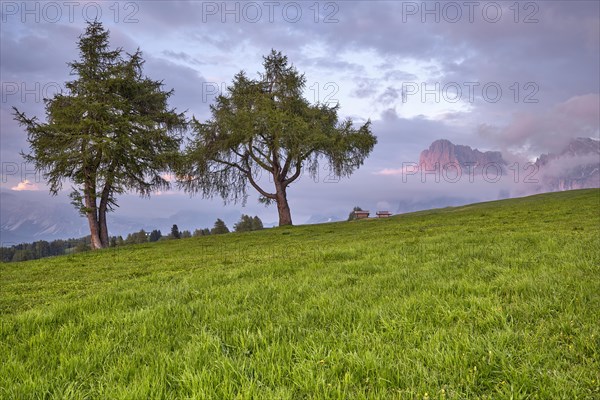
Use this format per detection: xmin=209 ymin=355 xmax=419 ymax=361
xmin=181 ymin=230 xmax=192 ymax=239
xmin=125 ymin=230 xmax=148 ymax=245
xmin=179 ymin=50 xmax=376 ymax=226
xmin=234 ymin=214 xmax=253 ymax=232
xmin=193 ymin=228 xmax=211 ymax=237
xmin=73 ymin=242 xmax=90 ymax=253
xmin=211 ymin=218 xmax=230 ymax=235
xmin=10 ymin=250 xmax=31 ymax=262
xmin=252 ymin=216 xmax=264 ymax=231
xmin=170 ymin=224 xmax=181 ymax=239
xmin=1 ymin=191 xmax=598 ymax=398
xmin=12 ymin=21 xmax=186 ymax=249
xmin=149 ymin=230 xmax=162 ymax=242
xmin=1 ymin=237 xmax=94 ymax=263
xmin=234 ymin=214 xmax=264 ymax=232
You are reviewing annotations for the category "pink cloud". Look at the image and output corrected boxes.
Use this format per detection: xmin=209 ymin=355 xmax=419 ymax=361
xmin=375 ymin=168 xmax=403 ymax=176
xmin=11 ymin=180 xmax=40 ymax=191
xmin=374 ymin=165 xmax=420 ymax=176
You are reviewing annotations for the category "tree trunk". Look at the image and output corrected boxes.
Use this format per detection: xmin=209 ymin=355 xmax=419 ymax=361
xmin=98 ymin=184 xmax=110 ymax=248
xmin=275 ymin=183 xmax=293 ymax=226
xmin=84 ymin=183 xmax=103 ymax=250
xmin=98 ymin=208 xmax=109 ymax=248
xmin=98 ymin=168 xmax=115 ymax=248
xmin=86 ymin=212 xmax=103 ymax=250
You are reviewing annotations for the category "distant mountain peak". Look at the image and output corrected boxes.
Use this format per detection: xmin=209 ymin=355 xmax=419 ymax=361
xmin=535 ymin=137 xmax=600 ymax=191
xmin=419 ymin=139 xmax=507 ymax=173
xmin=416 ymin=137 xmax=599 ymax=192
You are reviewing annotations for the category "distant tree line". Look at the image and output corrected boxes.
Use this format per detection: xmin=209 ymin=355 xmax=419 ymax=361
xmin=1 ymin=237 xmax=92 ymax=263
xmin=1 ymin=215 xmax=264 ymax=263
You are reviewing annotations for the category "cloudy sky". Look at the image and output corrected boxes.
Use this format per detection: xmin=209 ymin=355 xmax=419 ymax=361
xmin=1 ymin=1 xmax=599 ymax=231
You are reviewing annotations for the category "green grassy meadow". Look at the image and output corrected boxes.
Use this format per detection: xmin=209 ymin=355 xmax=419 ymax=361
xmin=1 ymin=189 xmax=599 ymax=399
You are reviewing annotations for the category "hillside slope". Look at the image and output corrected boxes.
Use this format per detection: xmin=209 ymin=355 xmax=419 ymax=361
xmin=1 ymin=189 xmax=599 ymax=399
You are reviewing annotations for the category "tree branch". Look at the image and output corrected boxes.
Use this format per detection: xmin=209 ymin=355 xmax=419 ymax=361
xmin=213 ymin=158 xmax=250 ymax=174
xmin=281 ymin=152 xmax=294 ymax=179
xmin=247 ymin=172 xmax=275 ymax=199
xmin=283 ymin=161 xmax=302 ymax=187
xmin=247 ymin=137 xmax=273 ymax=172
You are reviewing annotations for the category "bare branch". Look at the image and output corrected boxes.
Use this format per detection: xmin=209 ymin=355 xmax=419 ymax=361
xmin=247 ymin=172 xmax=275 ymax=199
xmin=283 ymin=162 xmax=302 ymax=187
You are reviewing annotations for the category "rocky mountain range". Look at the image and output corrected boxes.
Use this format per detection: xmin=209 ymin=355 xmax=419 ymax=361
xmin=419 ymin=139 xmax=507 ymax=174
xmin=534 ymin=137 xmax=600 ymax=191
xmin=418 ymin=138 xmax=599 ymax=191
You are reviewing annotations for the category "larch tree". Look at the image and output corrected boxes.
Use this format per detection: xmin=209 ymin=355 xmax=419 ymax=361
xmin=13 ymin=21 xmax=186 ymax=249
xmin=179 ymin=50 xmax=376 ymax=226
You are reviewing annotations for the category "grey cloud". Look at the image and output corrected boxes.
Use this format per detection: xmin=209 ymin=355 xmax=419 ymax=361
xmin=377 ymin=86 xmax=400 ymax=107
xmin=143 ymin=56 xmax=209 ymax=118
xmin=161 ymin=50 xmax=206 ymax=66
xmin=350 ymin=77 xmax=380 ymax=98
xmin=382 ymin=70 xmax=419 ymax=82
xmin=295 ymin=56 xmax=365 ymax=75
xmin=478 ymin=94 xmax=600 ymax=155
xmin=0 ymin=26 xmax=78 ymax=84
